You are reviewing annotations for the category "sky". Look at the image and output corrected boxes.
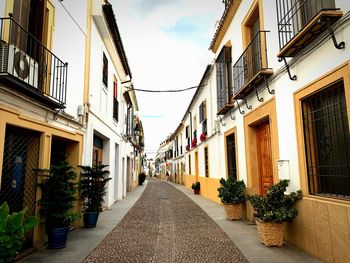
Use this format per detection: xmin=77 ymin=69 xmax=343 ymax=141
xmin=111 ymin=0 xmax=224 ymax=158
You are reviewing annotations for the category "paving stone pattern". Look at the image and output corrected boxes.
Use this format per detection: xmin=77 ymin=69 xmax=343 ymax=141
xmin=83 ymin=180 xmax=248 ymax=263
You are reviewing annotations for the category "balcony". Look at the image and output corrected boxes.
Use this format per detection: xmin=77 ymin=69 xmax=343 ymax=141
xmin=232 ymin=31 xmax=272 ymax=99
xmin=0 ymin=17 xmax=67 ymax=109
xmin=277 ymin=0 xmax=342 ymax=58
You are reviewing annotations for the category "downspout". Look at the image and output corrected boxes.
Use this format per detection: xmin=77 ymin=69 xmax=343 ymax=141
xmin=189 ymin=111 xmax=192 ymax=144
xmin=83 ymin=0 xmax=92 ymax=127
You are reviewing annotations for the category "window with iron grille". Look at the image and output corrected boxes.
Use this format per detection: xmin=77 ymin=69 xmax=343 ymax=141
xmin=102 ymin=52 xmax=108 ymax=87
xmin=113 ymin=80 xmax=118 ymax=121
xmin=302 ymin=80 xmax=350 ymax=199
xmin=204 ymin=147 xmax=209 ymax=177
xmin=216 ymin=46 xmax=232 ymax=113
xmin=202 ymin=120 xmax=207 ymax=136
xmin=185 ymin=125 xmax=190 ymax=146
xmin=199 ymin=100 xmax=207 ymax=123
xmin=226 ymin=133 xmax=237 ymax=179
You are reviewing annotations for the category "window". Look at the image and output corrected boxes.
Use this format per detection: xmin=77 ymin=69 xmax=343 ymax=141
xmin=204 ymin=147 xmax=209 ymax=177
xmin=226 ymin=133 xmax=237 ymax=179
xmin=216 ymin=46 xmax=232 ymax=113
xmin=199 ymin=101 xmax=207 ymax=123
xmin=113 ymin=79 xmax=118 ymax=121
xmin=93 ymin=134 xmax=103 ymax=165
xmin=188 ymin=154 xmax=191 ymax=175
xmin=185 ymin=125 xmax=190 ymax=146
xmin=302 ymin=80 xmax=350 ymax=199
xmin=102 ymin=52 xmax=108 ymax=87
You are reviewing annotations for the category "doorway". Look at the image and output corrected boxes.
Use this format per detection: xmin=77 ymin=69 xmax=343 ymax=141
xmin=194 ymin=151 xmax=199 ymax=182
xmin=256 ymin=122 xmax=273 ymax=195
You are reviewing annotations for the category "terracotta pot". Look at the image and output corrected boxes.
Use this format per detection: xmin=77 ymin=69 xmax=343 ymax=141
xmin=223 ymin=203 xmax=242 ymax=220
xmin=194 ymin=189 xmax=200 ymax=195
xmin=255 ymin=218 xmax=285 ymax=247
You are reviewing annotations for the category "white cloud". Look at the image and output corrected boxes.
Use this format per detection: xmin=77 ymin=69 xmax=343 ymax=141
xmin=111 ymin=0 xmax=223 ymax=157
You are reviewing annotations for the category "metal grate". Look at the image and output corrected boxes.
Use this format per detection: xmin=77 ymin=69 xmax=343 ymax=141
xmin=0 ymin=17 xmax=68 ymax=106
xmin=233 ymin=31 xmax=269 ymax=96
xmin=276 ymin=0 xmax=337 ymax=50
xmin=0 ymin=125 xmax=40 ymax=247
xmin=216 ymin=46 xmax=232 ymax=113
xmin=302 ymin=80 xmax=350 ymax=199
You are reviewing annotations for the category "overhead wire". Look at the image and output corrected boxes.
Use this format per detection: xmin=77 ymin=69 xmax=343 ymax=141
xmin=127 ymin=84 xmax=204 ymax=93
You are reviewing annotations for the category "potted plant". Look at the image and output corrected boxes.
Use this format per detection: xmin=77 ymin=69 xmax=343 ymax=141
xmin=200 ymin=132 xmax=207 ymax=142
xmin=185 ymin=144 xmax=190 ymax=151
xmin=79 ymin=164 xmax=111 ymax=228
xmin=37 ymin=156 xmax=80 ymax=249
xmin=247 ymin=180 xmax=302 ymax=247
xmin=0 ymin=202 xmax=39 ymax=262
xmin=217 ymin=177 xmax=245 ymax=220
xmin=191 ymin=182 xmax=200 ymax=195
xmin=191 ymin=137 xmax=197 ymax=148
xmin=138 ymin=172 xmax=146 ymax=185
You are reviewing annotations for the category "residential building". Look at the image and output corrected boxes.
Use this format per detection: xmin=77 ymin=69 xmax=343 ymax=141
xmin=85 ymin=0 xmax=143 ymax=203
xmin=0 ymin=0 xmax=144 ymax=252
xmin=164 ymin=0 xmax=350 ymax=261
xmin=0 ymin=0 xmax=87 ymax=247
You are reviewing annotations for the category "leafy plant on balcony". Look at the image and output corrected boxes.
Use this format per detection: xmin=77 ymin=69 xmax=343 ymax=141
xmin=191 ymin=137 xmax=197 ymax=148
xmin=200 ymin=132 xmax=207 ymax=142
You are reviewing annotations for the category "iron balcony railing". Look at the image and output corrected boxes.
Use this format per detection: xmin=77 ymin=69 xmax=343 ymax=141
xmin=233 ymin=31 xmax=269 ymax=97
xmin=0 ymin=17 xmax=67 ymax=107
xmin=276 ymin=0 xmax=338 ymax=52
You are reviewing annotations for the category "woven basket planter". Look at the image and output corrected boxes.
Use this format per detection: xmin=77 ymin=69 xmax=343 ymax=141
xmin=223 ymin=203 xmax=242 ymax=220
xmin=255 ymin=218 xmax=285 ymax=247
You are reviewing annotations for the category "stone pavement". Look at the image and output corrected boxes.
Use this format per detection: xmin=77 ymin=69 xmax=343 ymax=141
xmin=19 ymin=178 xmax=323 ymax=263
xmin=84 ymin=179 xmax=247 ymax=263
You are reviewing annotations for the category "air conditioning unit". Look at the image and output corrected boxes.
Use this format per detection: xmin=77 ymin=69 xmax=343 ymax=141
xmin=0 ymin=44 xmax=39 ymax=89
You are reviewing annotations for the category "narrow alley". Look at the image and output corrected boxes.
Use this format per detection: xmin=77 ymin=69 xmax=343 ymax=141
xmin=83 ymin=179 xmax=247 ymax=263
xmin=19 ymin=178 xmax=321 ymax=263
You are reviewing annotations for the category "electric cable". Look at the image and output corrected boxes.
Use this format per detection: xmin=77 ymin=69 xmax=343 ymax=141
xmin=127 ymin=84 xmax=204 ymax=93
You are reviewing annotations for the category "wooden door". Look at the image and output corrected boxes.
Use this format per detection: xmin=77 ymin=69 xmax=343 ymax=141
xmin=256 ymin=122 xmax=273 ymax=195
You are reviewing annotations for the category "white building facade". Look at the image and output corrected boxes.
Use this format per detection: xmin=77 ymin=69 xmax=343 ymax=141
xmin=164 ymin=1 xmax=350 ymax=261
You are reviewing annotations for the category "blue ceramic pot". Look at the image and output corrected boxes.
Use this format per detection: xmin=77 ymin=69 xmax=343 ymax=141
xmin=47 ymin=226 xmax=69 ymax=249
xmin=83 ymin=211 xmax=99 ymax=228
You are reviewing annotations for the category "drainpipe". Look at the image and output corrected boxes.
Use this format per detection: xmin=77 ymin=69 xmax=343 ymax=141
xmin=189 ymin=111 xmax=192 ymax=143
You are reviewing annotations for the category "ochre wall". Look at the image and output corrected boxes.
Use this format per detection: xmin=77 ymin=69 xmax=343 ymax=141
xmin=0 ymin=105 xmax=84 ymax=247
xmin=285 ymin=198 xmax=350 ymax=263
xmin=185 ymin=174 xmax=221 ymax=204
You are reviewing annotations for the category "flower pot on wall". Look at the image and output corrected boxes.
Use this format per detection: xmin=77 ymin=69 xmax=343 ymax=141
xmin=223 ymin=203 xmax=242 ymax=220
xmin=255 ymin=218 xmax=285 ymax=247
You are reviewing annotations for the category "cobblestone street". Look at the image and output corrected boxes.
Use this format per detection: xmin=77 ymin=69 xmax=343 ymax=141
xmin=83 ymin=179 xmax=248 ymax=263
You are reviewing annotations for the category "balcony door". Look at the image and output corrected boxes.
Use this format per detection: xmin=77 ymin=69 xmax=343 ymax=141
xmin=244 ymin=10 xmax=260 ymax=84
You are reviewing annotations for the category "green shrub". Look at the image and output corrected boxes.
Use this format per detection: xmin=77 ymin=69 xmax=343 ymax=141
xmin=247 ymin=180 xmax=302 ymax=223
xmin=37 ymin=156 xmax=80 ymax=228
xmin=0 ymin=202 xmax=38 ymax=263
xmin=191 ymin=182 xmax=200 ymax=190
xmin=138 ymin=172 xmax=146 ymax=185
xmin=217 ymin=177 xmax=246 ymax=204
xmin=79 ymin=164 xmax=111 ymax=212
